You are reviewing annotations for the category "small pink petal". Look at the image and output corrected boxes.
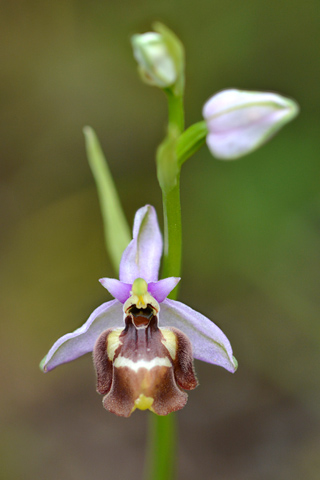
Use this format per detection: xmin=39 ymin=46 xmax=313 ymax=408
xmin=99 ymin=278 xmax=132 ymax=303
xmin=148 ymin=277 xmax=180 ymax=302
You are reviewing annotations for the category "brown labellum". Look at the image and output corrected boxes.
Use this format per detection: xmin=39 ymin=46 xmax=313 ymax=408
xmin=93 ymin=306 xmax=198 ymax=417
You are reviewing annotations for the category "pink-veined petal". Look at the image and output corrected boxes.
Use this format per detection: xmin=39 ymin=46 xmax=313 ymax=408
xmin=160 ymin=299 xmax=237 ymax=373
xmin=40 ymin=300 xmax=123 ymax=372
xmin=119 ymin=205 xmax=163 ymax=283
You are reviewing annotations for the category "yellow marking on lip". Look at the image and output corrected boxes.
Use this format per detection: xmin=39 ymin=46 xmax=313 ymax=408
xmin=106 ymin=328 xmax=122 ymax=361
xmin=137 ymin=295 xmax=146 ymax=307
xmin=161 ymin=329 xmax=177 ymax=360
xmin=134 ymin=394 xmax=154 ymax=411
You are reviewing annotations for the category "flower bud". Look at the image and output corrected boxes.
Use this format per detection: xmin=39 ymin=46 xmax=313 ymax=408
xmin=131 ymin=23 xmax=184 ymax=94
xmin=202 ymin=89 xmax=299 ymax=160
xmin=131 ymin=32 xmax=177 ymax=88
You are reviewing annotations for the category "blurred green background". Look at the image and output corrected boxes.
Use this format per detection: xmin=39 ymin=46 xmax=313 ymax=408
xmin=1 ymin=1 xmax=320 ymax=479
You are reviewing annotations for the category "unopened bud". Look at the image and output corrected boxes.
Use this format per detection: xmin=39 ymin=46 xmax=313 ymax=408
xmin=131 ymin=32 xmax=177 ymax=88
xmin=202 ymin=89 xmax=299 ymax=160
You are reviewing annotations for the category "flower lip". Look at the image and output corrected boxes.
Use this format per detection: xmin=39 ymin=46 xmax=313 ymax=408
xmin=94 ymin=310 xmax=197 ymax=416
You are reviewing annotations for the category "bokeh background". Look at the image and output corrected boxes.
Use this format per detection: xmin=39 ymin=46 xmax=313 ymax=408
xmin=1 ymin=1 xmax=320 ymax=479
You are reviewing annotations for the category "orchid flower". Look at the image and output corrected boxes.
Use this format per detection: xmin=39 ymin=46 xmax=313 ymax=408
xmin=41 ymin=205 xmax=237 ymax=417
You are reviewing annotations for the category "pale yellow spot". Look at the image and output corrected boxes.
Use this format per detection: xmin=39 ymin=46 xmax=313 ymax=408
xmin=106 ymin=328 xmax=122 ymax=361
xmin=134 ymin=394 xmax=154 ymax=411
xmin=161 ymin=329 xmax=177 ymax=360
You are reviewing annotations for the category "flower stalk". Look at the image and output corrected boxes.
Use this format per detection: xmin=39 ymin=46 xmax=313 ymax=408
xmin=161 ymin=179 xmax=182 ymax=291
xmin=149 ymin=27 xmax=186 ymax=480
xmin=150 ymin=111 xmax=182 ymax=477
xmin=145 ymin=413 xmax=177 ymax=480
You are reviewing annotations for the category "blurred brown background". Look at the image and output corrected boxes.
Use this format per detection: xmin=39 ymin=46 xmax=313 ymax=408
xmin=1 ymin=1 xmax=320 ymax=479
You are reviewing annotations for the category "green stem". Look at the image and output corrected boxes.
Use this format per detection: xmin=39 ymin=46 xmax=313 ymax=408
xmin=146 ymin=89 xmax=185 ymax=480
xmin=145 ymin=414 xmax=176 ymax=480
xmin=161 ymin=89 xmax=184 ymax=296
xmin=161 ymin=179 xmax=181 ymax=298
xmin=166 ymin=90 xmax=184 ymax=132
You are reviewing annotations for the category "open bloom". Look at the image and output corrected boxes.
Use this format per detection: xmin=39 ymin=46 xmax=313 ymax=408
xmin=203 ymin=89 xmax=299 ymax=160
xmin=41 ymin=205 xmax=237 ymax=417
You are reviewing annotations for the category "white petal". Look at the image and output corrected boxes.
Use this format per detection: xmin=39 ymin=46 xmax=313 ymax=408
xmin=41 ymin=300 xmax=123 ymax=372
xmin=160 ymin=299 xmax=237 ymax=373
